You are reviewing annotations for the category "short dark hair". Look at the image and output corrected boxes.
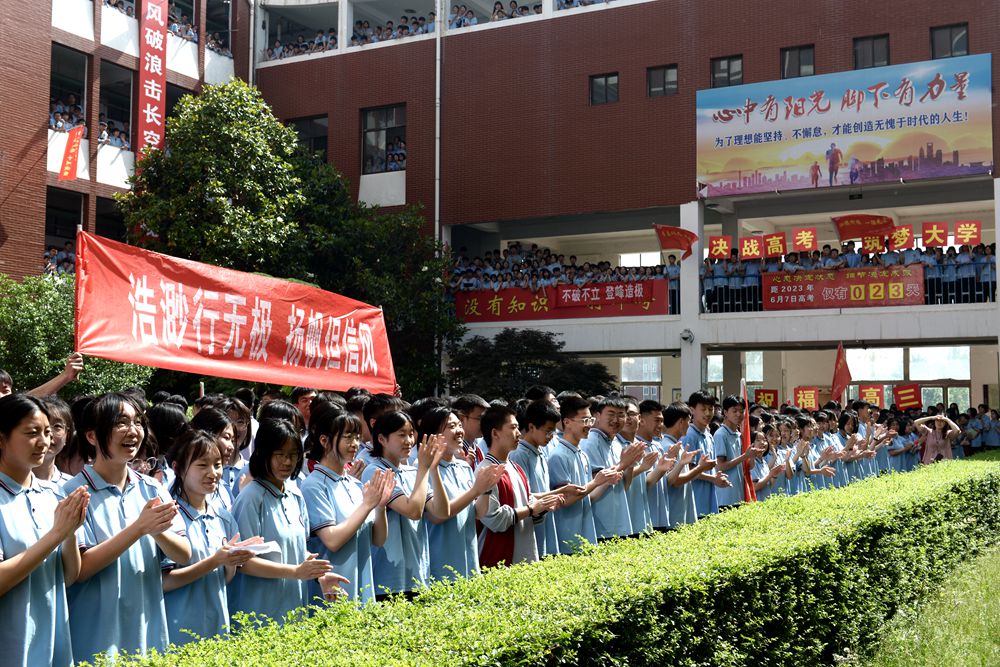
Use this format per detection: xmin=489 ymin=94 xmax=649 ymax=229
xmin=524 ymin=385 xmax=555 ymax=402
xmin=371 ymin=411 xmax=414 ymax=458
xmin=663 ymin=401 xmax=693 ymax=428
xmin=0 ymin=369 xmax=13 ymax=389
xmin=249 ymin=418 xmax=303 ymax=481
xmin=307 ymin=410 xmax=363 ymax=462
xmin=522 ymin=400 xmax=561 ymax=430
xmin=83 ymin=393 xmax=149 ymax=461
xmin=721 ymin=395 xmax=746 ymax=411
xmin=592 ymin=396 xmax=627 ymax=413
xmin=259 ymin=399 xmax=305 ymax=434
xmin=850 ymin=400 xmax=869 ymax=412
xmin=416 ymin=406 xmax=459 ymax=444
xmin=481 ymin=404 xmax=517 ymax=448
xmin=559 ymin=395 xmax=591 ymax=421
xmin=0 ymin=395 xmax=49 ymax=452
xmin=146 ymin=402 xmax=189 ymax=461
xmin=687 ymin=391 xmax=717 ymax=409
xmin=452 ymin=394 xmax=490 ymax=415
xmin=408 ymin=397 xmax=450 ymax=430
xmin=291 ymin=387 xmax=317 ymax=402
xmin=363 ymin=393 xmax=407 ymax=429
xmin=638 ymin=400 xmax=664 ymax=415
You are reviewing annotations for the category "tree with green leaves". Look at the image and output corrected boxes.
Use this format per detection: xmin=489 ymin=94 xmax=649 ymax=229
xmin=447 ymin=328 xmax=619 ymax=403
xmin=117 ymin=80 xmax=462 ymax=396
xmin=0 ymin=275 xmax=153 ymax=396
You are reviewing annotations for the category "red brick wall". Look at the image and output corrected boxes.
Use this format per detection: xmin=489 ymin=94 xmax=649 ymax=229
xmin=253 ymin=0 xmax=999 ymax=228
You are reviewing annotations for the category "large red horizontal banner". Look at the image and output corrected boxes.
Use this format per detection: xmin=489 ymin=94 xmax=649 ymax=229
xmin=74 ymin=232 xmax=396 ymax=392
xmin=456 ymin=281 xmax=668 ymax=323
xmin=762 ymin=265 xmax=924 ymax=310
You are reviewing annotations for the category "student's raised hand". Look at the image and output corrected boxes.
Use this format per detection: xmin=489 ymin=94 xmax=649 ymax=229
xmin=294 ymin=552 xmax=332 ymax=580
xmin=346 ymin=460 xmax=367 ymax=481
xmin=376 ymin=470 xmax=396 ymax=507
xmin=655 ymin=453 xmax=675 ymax=473
xmin=696 ymin=453 xmax=717 ymax=472
xmin=319 ymin=572 xmax=351 ymax=601
xmin=530 ymin=494 xmax=562 ymax=515
xmin=53 ymin=486 xmax=89 ymax=539
xmin=64 ymin=352 xmax=84 ymax=381
xmin=639 ymin=449 xmax=660 ymax=470
xmin=215 ymin=534 xmax=260 ymax=568
xmin=473 ymin=463 xmax=505 ymax=492
xmin=620 ymin=442 xmax=646 ymax=468
xmin=554 ymin=484 xmax=588 ymax=503
xmin=417 ymin=434 xmax=447 ymax=470
xmin=594 ymin=467 xmax=622 ymax=486
xmin=134 ymin=497 xmax=178 ymax=537
xmin=361 ymin=469 xmax=388 ymax=509
xmin=679 ymin=447 xmax=698 ymax=468
xmin=712 ymin=472 xmax=732 ymax=488
xmin=666 ymin=441 xmax=683 ymax=459
xmin=820 ymin=466 xmax=836 ymax=477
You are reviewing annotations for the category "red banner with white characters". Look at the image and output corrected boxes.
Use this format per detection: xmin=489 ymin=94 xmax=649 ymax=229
xmin=58 ymin=126 xmax=85 ymax=181
xmin=832 ymin=214 xmax=896 ymax=241
xmin=455 ymin=281 xmax=668 ymax=323
xmin=74 ymin=232 xmax=396 ymax=392
xmin=762 ymin=265 xmax=924 ymax=310
xmin=137 ymin=0 xmax=168 ymax=154
xmin=555 ymin=281 xmax=651 ymax=308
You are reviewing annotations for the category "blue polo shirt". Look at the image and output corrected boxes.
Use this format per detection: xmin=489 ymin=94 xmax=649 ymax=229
xmin=427 ymin=458 xmax=479 ymax=581
xmin=508 ymin=441 xmax=559 ymax=557
xmin=546 ymin=438 xmax=598 ymax=553
xmin=664 ymin=434 xmax=698 ymax=526
xmin=616 ymin=434 xmax=652 ymax=534
xmin=983 ymin=415 xmax=1000 ymax=448
xmin=65 ymin=465 xmax=185 ymax=663
xmin=638 ymin=435 xmax=669 ymax=529
xmin=749 ymin=456 xmax=772 ymax=502
xmin=300 ymin=465 xmax=377 ymax=603
xmin=0 ymin=473 xmax=74 ymax=667
xmin=887 ymin=435 xmax=908 ymax=473
xmin=163 ymin=497 xmax=239 ymax=645
xmin=683 ymin=424 xmax=718 ymax=516
xmin=362 ymin=458 xmax=432 ymax=594
xmin=580 ymin=429 xmax=633 ymax=538
xmin=843 ymin=251 xmax=862 ymax=268
xmin=712 ymin=424 xmax=744 ymax=507
xmin=229 ymin=479 xmax=310 ymax=624
xmin=742 ymin=260 xmax=760 ymax=288
xmin=665 ymin=264 xmax=680 ymax=289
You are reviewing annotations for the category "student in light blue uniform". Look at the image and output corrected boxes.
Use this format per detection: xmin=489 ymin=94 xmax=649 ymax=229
xmin=419 ymin=407 xmax=501 ymax=581
xmin=663 ymin=401 xmax=710 ymax=526
xmin=301 ymin=411 xmax=392 ymax=604
xmin=190 ymin=408 xmax=238 ymax=512
xmin=751 ymin=424 xmax=785 ymax=501
xmin=356 ymin=394 xmax=409 ymax=468
xmin=162 ymin=430 xmax=254 ymax=645
xmin=580 ymin=397 xmax=635 ymax=538
xmin=665 ymin=256 xmax=680 ymax=314
xmin=713 ymin=395 xmax=758 ymax=508
xmin=885 ymin=417 xmax=908 ymax=473
xmin=682 ymin=391 xmax=727 ymax=516
xmin=65 ymin=393 xmax=192 ymax=664
xmin=34 ymin=396 xmax=78 ymax=488
xmin=984 ymin=409 xmax=1000 ymax=451
xmin=509 ymin=401 xmax=562 ymax=557
xmin=742 ymin=258 xmax=761 ymax=311
xmin=362 ymin=411 xmax=450 ymax=598
xmin=0 ymin=394 xmax=88 ymax=667
xmin=547 ymin=396 xmax=613 ymax=553
xmin=820 ymin=414 xmax=849 ymax=487
xmin=616 ymin=398 xmax=655 ymax=534
xmin=230 ymin=418 xmax=340 ymax=625
xmin=634 ymin=401 xmax=670 ymax=530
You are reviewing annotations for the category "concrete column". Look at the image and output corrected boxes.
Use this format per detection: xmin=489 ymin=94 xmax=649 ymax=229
xmin=721 ymin=350 xmax=742 ymax=396
xmin=680 ymin=341 xmax=703 ymax=399
xmin=679 ymin=201 xmax=704 ymax=318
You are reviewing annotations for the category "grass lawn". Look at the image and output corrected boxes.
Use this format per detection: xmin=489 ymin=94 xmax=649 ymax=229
xmin=866 ymin=545 xmax=1000 ymax=667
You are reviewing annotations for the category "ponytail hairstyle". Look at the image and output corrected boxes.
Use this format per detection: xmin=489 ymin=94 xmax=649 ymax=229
xmin=307 ymin=410 xmax=363 ymax=464
xmin=170 ymin=429 xmax=223 ymax=498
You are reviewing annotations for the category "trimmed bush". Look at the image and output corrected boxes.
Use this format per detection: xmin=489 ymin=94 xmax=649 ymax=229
xmin=115 ymin=455 xmax=1000 ymax=667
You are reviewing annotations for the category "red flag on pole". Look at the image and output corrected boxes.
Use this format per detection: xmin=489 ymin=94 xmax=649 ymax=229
xmin=831 ymin=342 xmax=851 ymax=403
xmin=741 ymin=379 xmax=757 ymax=503
xmin=653 ymin=224 xmax=699 ymax=260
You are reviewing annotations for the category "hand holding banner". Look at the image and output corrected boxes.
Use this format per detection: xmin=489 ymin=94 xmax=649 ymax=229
xmin=75 ymin=232 xmax=397 ymax=392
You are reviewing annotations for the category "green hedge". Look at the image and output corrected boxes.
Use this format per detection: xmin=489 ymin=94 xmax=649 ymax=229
xmin=116 ymin=454 xmax=1000 ymax=667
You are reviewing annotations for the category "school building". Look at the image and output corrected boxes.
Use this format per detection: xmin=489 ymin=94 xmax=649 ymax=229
xmin=3 ymin=0 xmax=999 ymax=407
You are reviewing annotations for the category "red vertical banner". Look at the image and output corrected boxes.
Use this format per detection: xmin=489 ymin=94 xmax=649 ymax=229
xmin=888 ymin=225 xmax=914 ymax=251
xmin=791 ymin=227 xmax=818 ymax=253
xmin=921 ymin=222 xmax=949 ymax=247
xmin=858 ymin=384 xmax=884 ymax=408
xmin=953 ymin=220 xmax=981 ymax=245
xmin=830 ymin=342 xmax=851 ymax=402
xmin=893 ymin=384 xmax=922 ymax=410
xmin=138 ymin=0 xmax=168 ymax=155
xmin=793 ymin=387 xmax=819 ymax=410
xmin=707 ymin=235 xmax=732 ymax=259
xmin=754 ymin=389 xmax=778 ymax=408
xmin=763 ymin=233 xmax=787 ymax=258
xmin=58 ymin=126 xmax=85 ymax=181
xmin=740 ymin=380 xmax=756 ymax=503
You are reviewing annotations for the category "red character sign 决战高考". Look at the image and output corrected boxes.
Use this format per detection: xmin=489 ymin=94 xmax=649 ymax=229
xmin=763 ymin=233 xmax=787 ymax=258
xmin=859 ymin=384 xmax=884 ymax=408
xmin=754 ymin=389 xmax=778 ymax=408
xmin=888 ymin=225 xmax=914 ymax=251
xmin=74 ymin=231 xmax=397 ymax=393
xmin=708 ymin=235 xmax=733 ymax=259
xmin=740 ymin=237 xmax=763 ymax=260
xmin=791 ymin=227 xmax=818 ymax=253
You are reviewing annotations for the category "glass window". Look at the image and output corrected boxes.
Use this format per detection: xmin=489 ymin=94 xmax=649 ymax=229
xmin=647 ymin=65 xmax=678 ymax=97
xmin=619 ymin=251 xmax=661 ymax=267
xmin=590 ymin=73 xmax=619 ymax=105
xmin=50 ymin=44 xmax=88 ymax=134
xmin=711 ymin=56 xmax=742 ymax=88
xmin=706 ymin=354 xmax=723 ymax=383
xmin=621 ymin=357 xmax=661 ymax=383
xmin=854 ymin=35 xmax=889 ymax=69
xmin=931 ymin=24 xmax=968 ymax=59
xmin=99 ymin=60 xmax=133 ymax=148
xmin=780 ymin=46 xmax=814 ymax=79
xmin=96 ymin=197 xmax=127 ymax=242
xmin=909 ymin=346 xmax=970 ymax=381
xmin=846 ymin=348 xmax=904 ymax=381
xmin=744 ymin=351 xmax=763 ymax=383
xmin=289 ymin=115 xmax=328 ymax=161
xmin=920 ymin=386 xmax=943 ymax=409
xmin=45 ymin=187 xmax=83 ymax=244
xmin=361 ymin=104 xmax=406 ymax=175
xmin=947 ymin=387 xmax=970 ymax=412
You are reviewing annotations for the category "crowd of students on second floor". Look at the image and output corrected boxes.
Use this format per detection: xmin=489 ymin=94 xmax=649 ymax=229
xmin=701 ymin=241 xmax=998 ymax=312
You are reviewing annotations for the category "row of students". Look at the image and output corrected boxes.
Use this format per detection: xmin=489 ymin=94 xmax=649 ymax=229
xmin=0 ymin=381 xmax=982 ymax=665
